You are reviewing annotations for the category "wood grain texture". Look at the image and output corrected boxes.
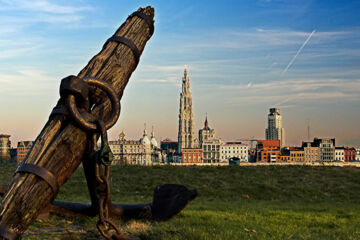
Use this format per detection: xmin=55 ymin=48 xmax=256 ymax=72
xmin=0 ymin=6 xmax=154 ymax=237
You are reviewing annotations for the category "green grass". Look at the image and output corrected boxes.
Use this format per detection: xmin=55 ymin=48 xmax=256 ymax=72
xmin=1 ymin=163 xmax=360 ymax=239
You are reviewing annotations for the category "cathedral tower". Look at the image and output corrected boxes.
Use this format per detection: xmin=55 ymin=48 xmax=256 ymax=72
xmin=178 ymin=66 xmax=195 ymax=153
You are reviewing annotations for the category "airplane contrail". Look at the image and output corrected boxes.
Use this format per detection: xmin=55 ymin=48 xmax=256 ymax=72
xmin=282 ymin=29 xmax=316 ymax=74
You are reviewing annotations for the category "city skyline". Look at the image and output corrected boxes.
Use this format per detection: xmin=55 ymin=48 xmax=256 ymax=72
xmin=0 ymin=0 xmax=359 ymax=147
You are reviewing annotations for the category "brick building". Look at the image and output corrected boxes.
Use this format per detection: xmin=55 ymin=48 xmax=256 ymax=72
xmin=256 ymin=140 xmax=281 ymax=162
xmin=289 ymin=148 xmax=304 ymax=162
xmin=303 ymin=138 xmax=335 ymax=162
xmin=181 ymin=148 xmax=202 ymax=164
xmin=344 ymin=147 xmax=356 ymax=162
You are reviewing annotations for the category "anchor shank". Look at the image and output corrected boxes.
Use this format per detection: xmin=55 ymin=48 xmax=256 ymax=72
xmin=0 ymin=6 xmax=155 ymax=238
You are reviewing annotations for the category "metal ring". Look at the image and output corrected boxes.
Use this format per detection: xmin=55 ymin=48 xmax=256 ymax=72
xmin=0 ymin=226 xmax=20 ymax=240
xmin=97 ymin=218 xmax=122 ymax=238
xmin=66 ymin=77 xmax=120 ymax=131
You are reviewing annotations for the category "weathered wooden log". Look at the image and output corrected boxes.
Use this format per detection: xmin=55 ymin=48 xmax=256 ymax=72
xmin=0 ymin=6 xmax=154 ymax=238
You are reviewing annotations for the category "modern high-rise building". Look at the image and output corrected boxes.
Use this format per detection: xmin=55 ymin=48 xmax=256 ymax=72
xmin=265 ymin=108 xmax=285 ymax=146
xmin=178 ymin=67 xmax=195 ymax=153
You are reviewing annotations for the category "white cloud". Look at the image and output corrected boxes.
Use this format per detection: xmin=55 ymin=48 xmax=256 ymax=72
xmin=0 ymin=0 xmax=93 ymax=26
xmin=0 ymin=0 xmax=92 ymax=14
xmin=141 ymin=64 xmax=189 ymax=72
xmin=219 ymin=78 xmax=360 ymax=104
xmin=37 ymin=13 xmax=84 ymax=23
xmin=0 ymin=69 xmax=58 ymax=95
xmin=162 ymin=27 xmax=357 ymax=52
xmin=0 ymin=44 xmax=41 ymax=59
xmin=134 ymin=64 xmax=191 ymax=87
xmin=222 ymin=78 xmax=360 ymax=91
xmin=137 ymin=79 xmax=172 ymax=83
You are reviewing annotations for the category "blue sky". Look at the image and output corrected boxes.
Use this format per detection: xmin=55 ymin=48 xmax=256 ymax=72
xmin=0 ymin=0 xmax=359 ymax=146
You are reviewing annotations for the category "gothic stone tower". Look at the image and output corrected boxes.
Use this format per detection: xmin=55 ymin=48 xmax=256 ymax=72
xmin=178 ymin=67 xmax=195 ymax=153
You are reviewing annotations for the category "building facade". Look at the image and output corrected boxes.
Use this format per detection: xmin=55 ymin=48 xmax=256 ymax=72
xmin=280 ymin=148 xmax=290 ymax=162
xmin=256 ymin=140 xmax=281 ymax=162
xmin=177 ymin=67 xmax=195 ymax=153
xmin=356 ymin=148 xmax=360 ymax=161
xmin=335 ymin=147 xmax=345 ymax=162
xmin=202 ymin=139 xmax=222 ymax=164
xmin=109 ymin=127 xmax=164 ymax=165
xmin=160 ymin=139 xmax=178 ymax=163
xmin=313 ymin=138 xmax=335 ymax=162
xmin=198 ymin=116 xmax=215 ymax=146
xmin=0 ymin=134 xmax=11 ymax=162
xmin=344 ymin=147 xmax=356 ymax=162
xmin=220 ymin=142 xmax=248 ymax=162
xmin=182 ymin=148 xmax=202 ymax=164
xmin=264 ymin=150 xmax=281 ymax=163
xmin=265 ymin=108 xmax=285 ymax=146
xmin=303 ymin=142 xmax=320 ymax=162
xmin=289 ymin=148 xmax=304 ymax=162
xmin=16 ymin=141 xmax=34 ymax=163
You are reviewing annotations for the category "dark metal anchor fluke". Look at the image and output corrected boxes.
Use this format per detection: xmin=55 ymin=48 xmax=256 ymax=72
xmin=152 ymin=184 xmax=198 ymax=221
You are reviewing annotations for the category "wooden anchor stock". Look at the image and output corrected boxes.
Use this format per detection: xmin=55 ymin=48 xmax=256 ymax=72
xmin=0 ymin=6 xmax=197 ymax=239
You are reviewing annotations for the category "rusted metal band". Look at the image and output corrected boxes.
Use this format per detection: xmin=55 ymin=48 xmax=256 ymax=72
xmin=107 ymin=36 xmax=140 ymax=66
xmin=0 ymin=226 xmax=20 ymax=240
xmin=129 ymin=11 xmax=154 ymax=37
xmin=16 ymin=164 xmax=59 ymax=194
xmin=50 ymin=75 xmax=90 ymax=118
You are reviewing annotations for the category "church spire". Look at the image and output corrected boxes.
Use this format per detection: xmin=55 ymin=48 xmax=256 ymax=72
xmin=150 ymin=125 xmax=158 ymax=148
xmin=182 ymin=65 xmax=190 ymax=93
xmin=204 ymin=114 xmax=209 ymax=129
xmin=143 ymin=123 xmax=147 ymax=136
xmin=178 ymin=66 xmax=195 ymax=153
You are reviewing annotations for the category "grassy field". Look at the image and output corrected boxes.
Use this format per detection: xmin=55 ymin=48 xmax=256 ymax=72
xmin=1 ymin=163 xmax=360 ymax=239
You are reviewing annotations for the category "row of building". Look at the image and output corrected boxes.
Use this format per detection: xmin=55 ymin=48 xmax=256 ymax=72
xmin=105 ymin=67 xmax=249 ymax=165
xmin=0 ymin=134 xmax=33 ymax=163
xmin=105 ymin=118 xmax=249 ymax=165
xmin=255 ymin=138 xmax=360 ymax=163
xmin=1 ymin=68 xmax=359 ymax=165
xmin=2 ymin=132 xmax=360 ymax=165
